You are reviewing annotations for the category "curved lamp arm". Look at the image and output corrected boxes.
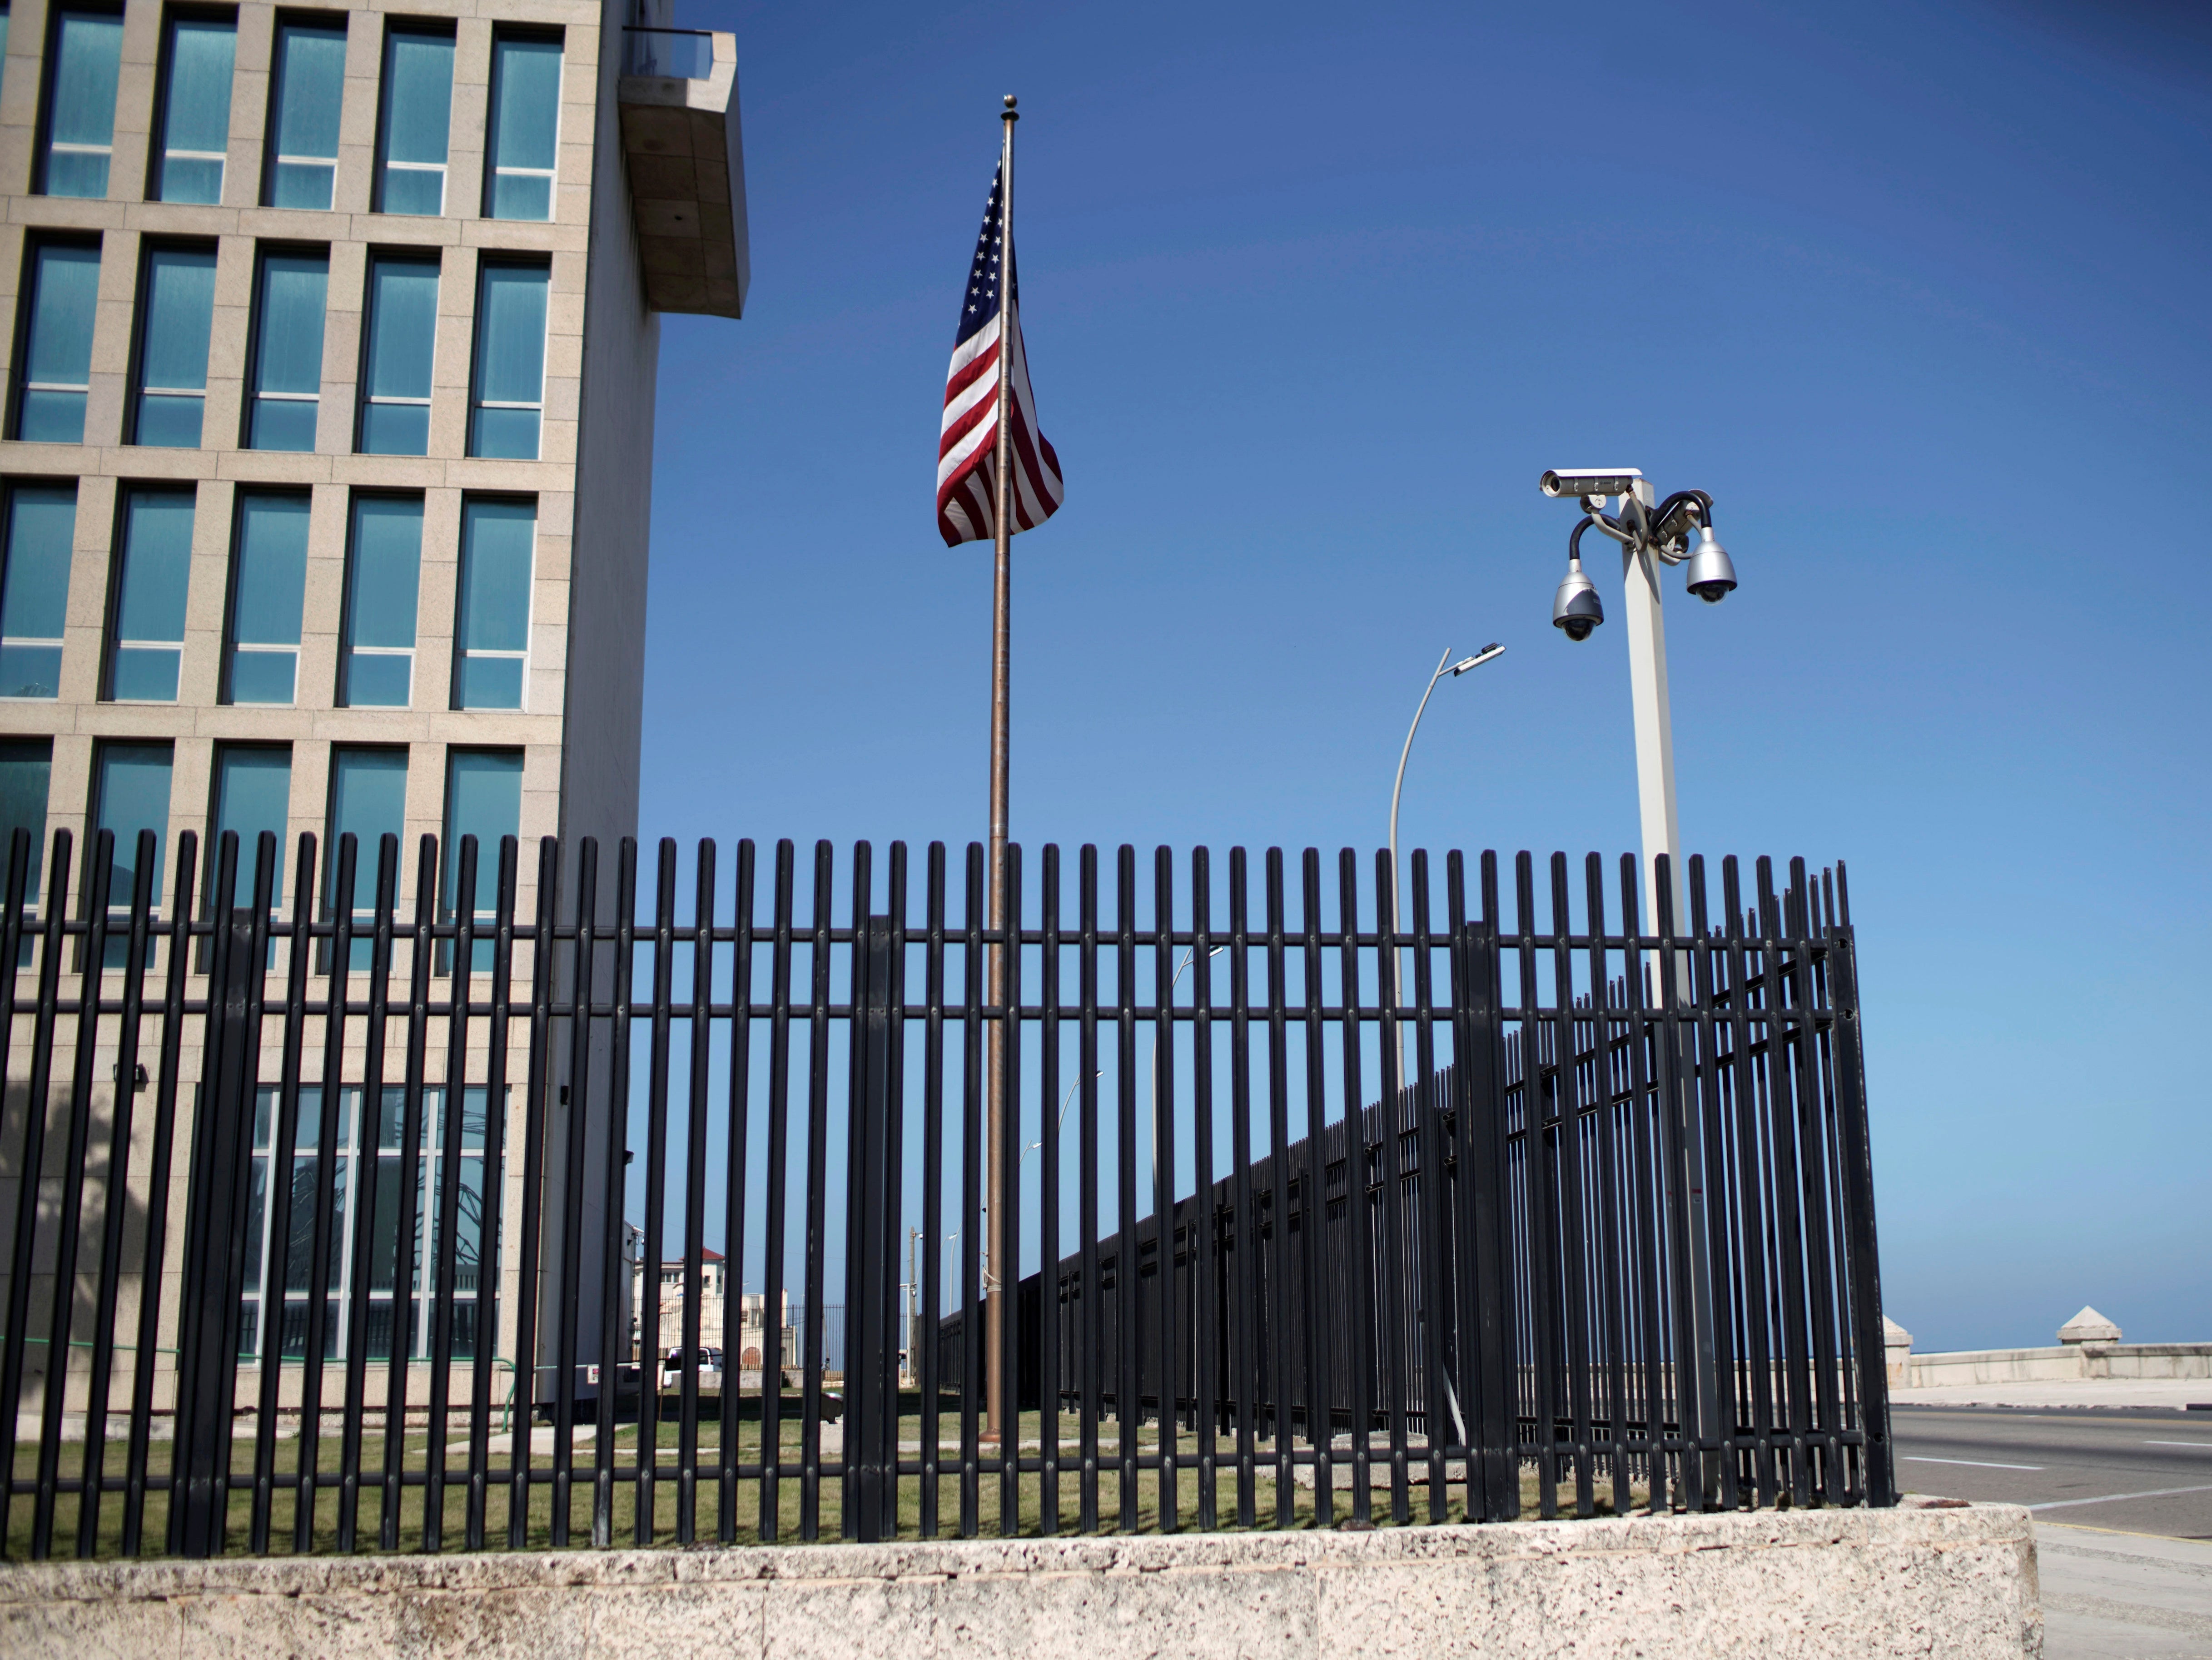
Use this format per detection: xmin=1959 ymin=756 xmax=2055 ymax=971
xmin=1391 ymin=647 xmax=1455 ymax=899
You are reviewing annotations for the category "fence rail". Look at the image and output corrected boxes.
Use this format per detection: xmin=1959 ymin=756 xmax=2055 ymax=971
xmin=0 ymin=828 xmax=1891 ymax=1560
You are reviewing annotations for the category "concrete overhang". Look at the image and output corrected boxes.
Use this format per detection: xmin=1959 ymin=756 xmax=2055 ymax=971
xmin=616 ymin=29 xmax=750 ymax=319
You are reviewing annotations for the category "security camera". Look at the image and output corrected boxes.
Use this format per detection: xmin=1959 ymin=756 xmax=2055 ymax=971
xmin=1552 ymin=560 xmax=1603 ymax=640
xmin=1540 ymin=468 xmax=1642 ymax=501
xmin=1683 ymin=527 xmax=1736 ymax=603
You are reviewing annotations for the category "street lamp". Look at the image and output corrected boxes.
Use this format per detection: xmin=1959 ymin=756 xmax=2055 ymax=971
xmin=1388 ymin=642 xmax=1504 ymax=1084
xmin=1023 ymin=1070 xmax=1103 ymax=1164
xmin=1539 ymin=464 xmax=1729 ymax=1483
xmin=1148 ymin=943 xmax=1224 ymax=1212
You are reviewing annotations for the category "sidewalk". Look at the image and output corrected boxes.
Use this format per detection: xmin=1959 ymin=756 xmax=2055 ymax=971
xmin=2038 ymin=1523 xmax=2212 ymax=1659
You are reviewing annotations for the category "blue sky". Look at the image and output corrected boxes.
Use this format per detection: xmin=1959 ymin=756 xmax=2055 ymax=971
xmin=636 ymin=0 xmax=2212 ymax=1350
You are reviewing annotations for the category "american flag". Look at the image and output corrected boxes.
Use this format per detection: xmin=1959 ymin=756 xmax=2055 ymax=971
xmin=937 ymin=164 xmax=1064 ymax=547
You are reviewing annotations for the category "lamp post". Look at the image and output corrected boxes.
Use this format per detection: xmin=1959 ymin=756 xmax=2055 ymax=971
xmin=1539 ymin=465 xmax=1736 ymax=1491
xmin=1388 ymin=642 xmax=1504 ymax=1084
xmin=1010 ymin=1071 xmax=1103 ymax=1307
xmin=1148 ymin=944 xmax=1224 ymax=1210
xmin=1024 ymin=1070 xmax=1103 ymax=1166
xmin=903 ymin=1227 xmax=919 ymax=1387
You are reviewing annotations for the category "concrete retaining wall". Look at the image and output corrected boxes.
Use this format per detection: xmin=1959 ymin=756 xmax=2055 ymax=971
xmin=1908 ymin=1342 xmax=2212 ymax=1387
xmin=0 ymin=1505 xmax=2040 ymax=1659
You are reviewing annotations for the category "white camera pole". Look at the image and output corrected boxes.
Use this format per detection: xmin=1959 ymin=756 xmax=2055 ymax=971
xmin=1617 ymin=482 xmax=1685 ymax=944
xmin=1545 ymin=467 xmax=1742 ymax=1492
xmin=1613 ymin=477 xmax=1719 ymax=1492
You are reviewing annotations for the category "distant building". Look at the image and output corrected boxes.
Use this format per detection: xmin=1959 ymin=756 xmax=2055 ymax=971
xmin=629 ymin=1252 xmax=794 ymax=1378
xmin=631 ymin=1246 xmax=726 ymax=1358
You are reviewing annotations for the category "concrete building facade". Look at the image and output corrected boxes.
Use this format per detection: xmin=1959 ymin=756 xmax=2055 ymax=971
xmin=0 ymin=0 xmax=744 ymax=1409
xmin=0 ymin=0 xmax=743 ymax=900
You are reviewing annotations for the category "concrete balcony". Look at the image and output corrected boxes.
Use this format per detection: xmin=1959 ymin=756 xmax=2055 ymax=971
xmin=617 ymin=29 xmax=750 ymax=319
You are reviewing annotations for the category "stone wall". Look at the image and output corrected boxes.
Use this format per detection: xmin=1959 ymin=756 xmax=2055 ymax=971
xmin=0 ymin=1504 xmax=2042 ymax=1659
xmin=1907 ymin=1343 xmax=2212 ymax=1387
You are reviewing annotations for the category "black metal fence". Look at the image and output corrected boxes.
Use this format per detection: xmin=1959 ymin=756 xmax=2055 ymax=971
xmin=0 ymin=827 xmax=1891 ymax=1561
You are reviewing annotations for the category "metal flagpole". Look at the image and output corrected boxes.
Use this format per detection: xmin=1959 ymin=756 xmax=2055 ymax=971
xmin=983 ymin=92 xmax=1018 ymax=1447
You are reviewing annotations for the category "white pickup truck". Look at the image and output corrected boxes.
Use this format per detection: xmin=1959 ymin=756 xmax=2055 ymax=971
xmin=659 ymin=1346 xmax=726 ymax=1392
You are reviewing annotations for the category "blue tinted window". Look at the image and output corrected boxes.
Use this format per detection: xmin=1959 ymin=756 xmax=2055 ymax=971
xmin=0 ymin=486 xmax=75 ymax=699
xmin=108 ymin=489 xmax=194 ymax=702
xmin=266 ymin=20 xmax=345 ymax=209
xmin=213 ymin=747 xmax=291 ymax=904
xmin=154 ymin=16 xmax=235 ymax=203
xmin=40 ymin=9 xmax=122 ymax=198
xmin=442 ymin=749 xmax=520 ymax=965
xmin=468 ymin=263 xmax=547 ymax=459
xmin=226 ymin=492 xmax=309 ymax=705
xmin=454 ymin=499 xmax=532 ymax=709
xmin=94 ymin=742 xmax=172 ymax=905
xmin=0 ymin=739 xmax=53 ymax=902
xmin=16 ymin=241 xmax=100 ymax=443
xmin=326 ymin=747 xmax=406 ymax=913
xmin=358 ymin=255 xmax=437 ymax=455
xmin=249 ymin=251 xmax=328 ymax=451
xmin=134 ymin=244 xmax=217 ymax=447
xmin=341 ymin=496 xmax=420 ymax=706
xmin=485 ymin=34 xmax=560 ymax=221
xmin=374 ymin=26 xmax=452 ymax=216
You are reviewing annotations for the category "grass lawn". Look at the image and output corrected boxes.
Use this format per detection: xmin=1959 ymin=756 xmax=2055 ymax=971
xmin=6 ymin=1410 xmax=1652 ymax=1561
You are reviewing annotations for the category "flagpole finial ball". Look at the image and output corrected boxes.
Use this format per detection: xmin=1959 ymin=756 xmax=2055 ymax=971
xmin=1004 ymin=94 xmax=1017 ymax=109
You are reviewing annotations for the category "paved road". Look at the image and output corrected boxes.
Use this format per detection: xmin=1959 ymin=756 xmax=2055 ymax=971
xmin=1894 ymin=1407 xmax=2212 ymax=1657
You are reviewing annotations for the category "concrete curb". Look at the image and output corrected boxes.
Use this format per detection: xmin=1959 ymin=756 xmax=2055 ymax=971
xmin=0 ymin=1505 xmax=2043 ymax=1658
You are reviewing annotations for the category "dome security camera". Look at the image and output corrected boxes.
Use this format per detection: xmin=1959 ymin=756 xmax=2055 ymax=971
xmin=1684 ymin=526 xmax=1737 ymax=603
xmin=1552 ymin=558 xmax=1603 ymax=640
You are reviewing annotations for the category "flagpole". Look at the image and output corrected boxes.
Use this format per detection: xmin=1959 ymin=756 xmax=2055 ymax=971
xmin=984 ymin=91 xmax=1018 ymax=1447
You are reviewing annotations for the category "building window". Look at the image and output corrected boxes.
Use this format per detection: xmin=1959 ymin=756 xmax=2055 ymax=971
xmin=224 ymin=491 xmax=309 ymax=706
xmin=210 ymin=745 xmax=291 ymax=905
xmin=92 ymin=741 xmax=173 ymax=907
xmin=325 ymin=746 xmax=405 ymax=956
xmin=240 ymin=1083 xmax=497 ymax=1362
xmin=14 ymin=241 xmax=100 ymax=444
xmin=105 ymin=488 xmax=195 ymax=703
xmin=37 ymin=7 xmax=123 ymax=198
xmin=453 ymin=499 xmax=532 ymax=709
xmin=247 ymin=249 xmax=328 ymax=451
xmin=468 ymin=263 xmax=548 ymax=459
xmin=0 ymin=739 xmax=53 ymax=903
xmin=357 ymin=254 xmax=438 ymax=456
xmin=151 ymin=13 xmax=235 ymax=204
xmin=131 ymin=244 xmax=217 ymax=447
xmin=442 ymin=749 xmax=520 ymax=970
xmin=339 ymin=496 xmax=421 ymax=707
xmin=264 ymin=17 xmax=345 ymax=210
xmin=0 ymin=485 xmax=75 ymax=700
xmin=485 ymin=32 xmax=560 ymax=221
xmin=373 ymin=24 xmax=453 ymax=217
xmin=443 ymin=750 xmax=521 ymax=867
